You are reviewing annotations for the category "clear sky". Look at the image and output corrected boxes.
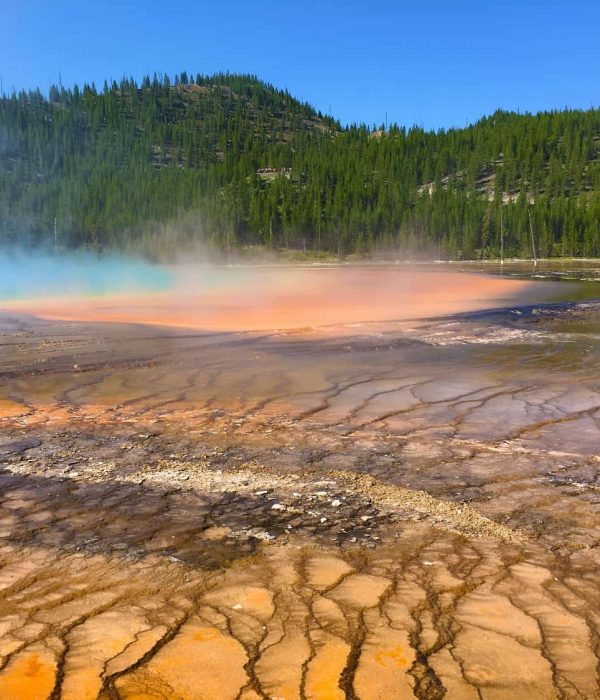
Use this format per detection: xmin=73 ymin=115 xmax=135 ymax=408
xmin=3 ymin=0 xmax=599 ymax=130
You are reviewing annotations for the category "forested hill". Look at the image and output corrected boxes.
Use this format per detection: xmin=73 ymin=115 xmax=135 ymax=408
xmin=1 ymin=72 xmax=600 ymax=259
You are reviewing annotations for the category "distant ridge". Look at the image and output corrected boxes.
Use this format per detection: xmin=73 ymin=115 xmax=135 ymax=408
xmin=1 ymin=72 xmax=599 ymax=259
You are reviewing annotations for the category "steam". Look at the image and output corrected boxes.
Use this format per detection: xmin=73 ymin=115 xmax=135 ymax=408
xmin=0 ymin=249 xmax=173 ymax=301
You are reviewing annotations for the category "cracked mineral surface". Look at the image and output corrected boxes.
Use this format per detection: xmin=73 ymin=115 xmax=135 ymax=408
xmin=0 ymin=264 xmax=600 ymax=699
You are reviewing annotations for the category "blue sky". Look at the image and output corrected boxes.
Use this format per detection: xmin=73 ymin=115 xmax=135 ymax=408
xmin=3 ymin=0 xmax=599 ymax=129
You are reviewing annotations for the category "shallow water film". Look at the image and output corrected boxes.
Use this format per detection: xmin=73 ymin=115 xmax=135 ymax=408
xmin=0 ymin=265 xmax=600 ymax=699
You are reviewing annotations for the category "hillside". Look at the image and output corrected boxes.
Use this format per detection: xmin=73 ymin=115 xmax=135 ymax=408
xmin=1 ymin=73 xmax=599 ymax=259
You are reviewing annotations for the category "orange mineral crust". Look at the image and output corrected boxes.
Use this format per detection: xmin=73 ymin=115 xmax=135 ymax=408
xmin=2 ymin=267 xmax=537 ymax=331
xmin=2 ymin=266 xmax=597 ymax=699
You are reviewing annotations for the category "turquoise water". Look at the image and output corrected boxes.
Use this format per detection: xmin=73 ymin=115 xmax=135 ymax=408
xmin=0 ymin=251 xmax=173 ymax=301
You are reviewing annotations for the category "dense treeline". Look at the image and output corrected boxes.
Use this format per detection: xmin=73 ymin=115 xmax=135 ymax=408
xmin=1 ymin=72 xmax=599 ymax=259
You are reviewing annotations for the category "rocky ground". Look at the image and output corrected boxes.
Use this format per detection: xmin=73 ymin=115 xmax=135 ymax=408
xmin=0 ymin=304 xmax=600 ymax=699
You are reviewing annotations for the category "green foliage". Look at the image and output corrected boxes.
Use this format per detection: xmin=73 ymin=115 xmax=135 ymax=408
xmin=1 ymin=73 xmax=599 ymax=259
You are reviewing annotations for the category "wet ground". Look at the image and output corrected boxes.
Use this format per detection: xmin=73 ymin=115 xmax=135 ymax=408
xmin=0 ymin=267 xmax=600 ymax=698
